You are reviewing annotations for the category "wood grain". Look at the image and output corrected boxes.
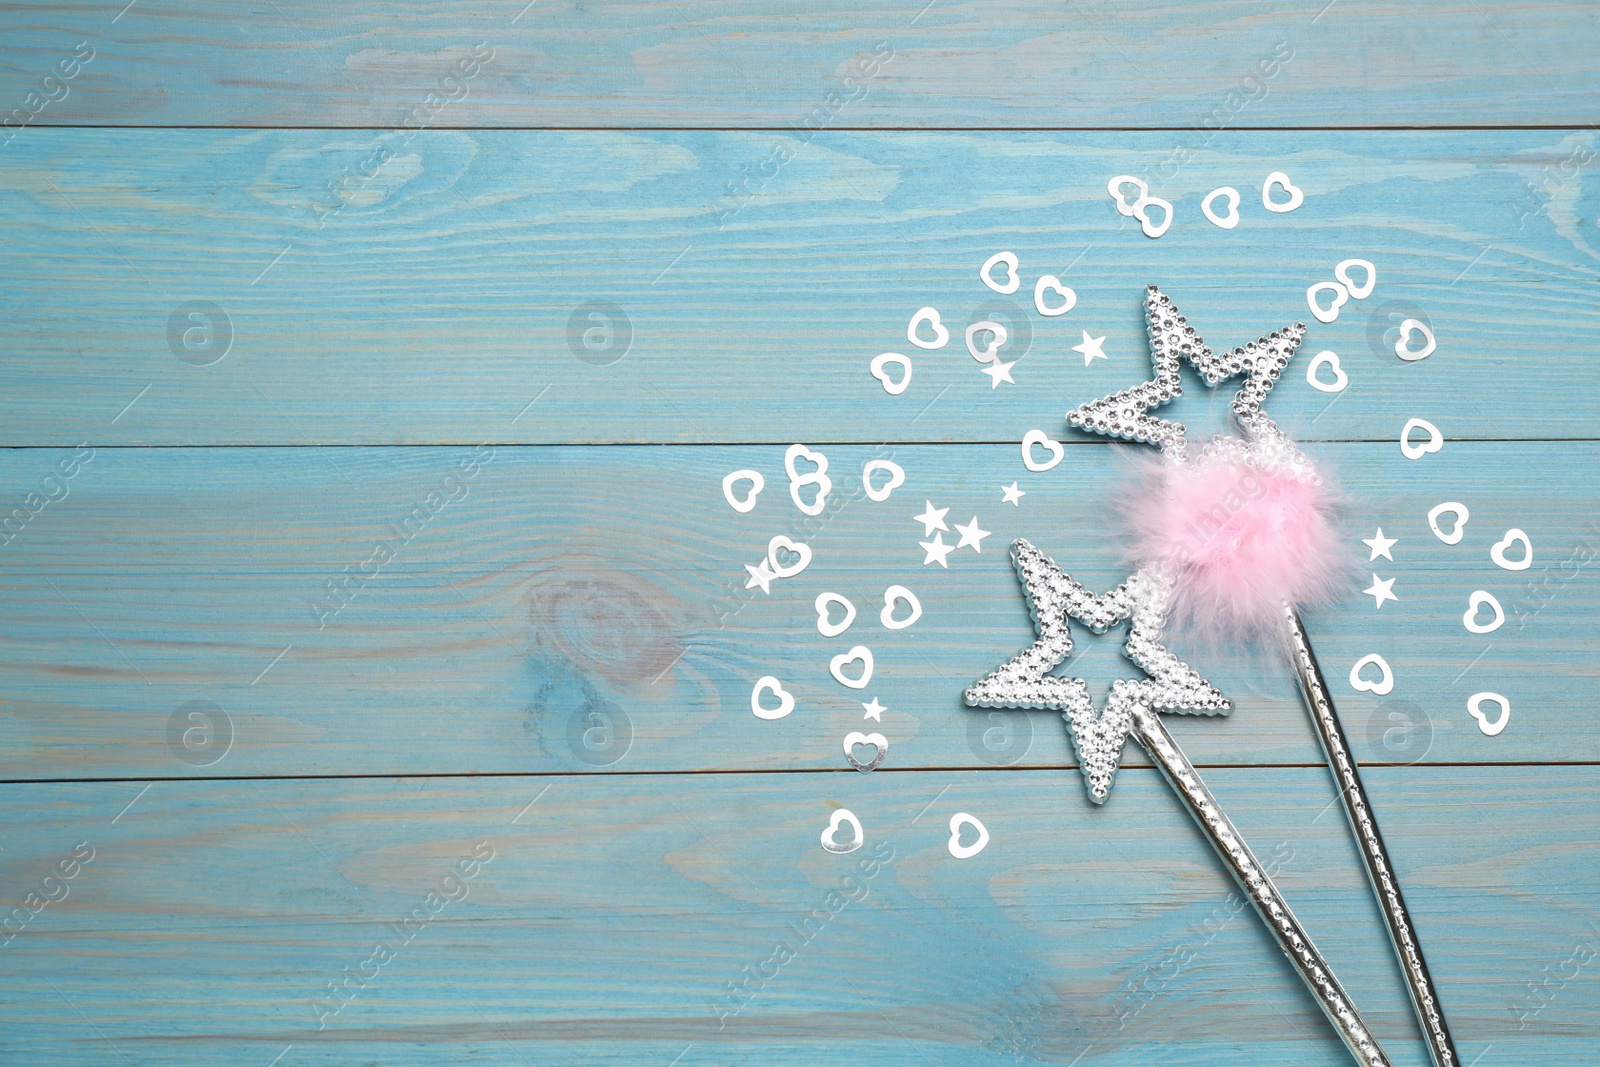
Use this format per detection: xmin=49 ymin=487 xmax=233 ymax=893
xmin=1 ymin=129 xmax=1597 ymax=445
xmin=5 ymin=7 xmax=1598 ymax=1064
xmin=0 ymin=440 xmax=1590 ymax=780
xmin=1 ymin=2 xmax=1598 ymax=128
xmin=0 ymin=767 xmax=1591 ymax=1066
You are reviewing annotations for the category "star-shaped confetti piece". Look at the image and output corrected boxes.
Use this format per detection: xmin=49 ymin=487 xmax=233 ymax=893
xmin=1363 ymin=528 xmax=1397 ymax=561
xmin=914 ymin=501 xmax=949 ymax=537
xmin=744 ymin=558 xmax=776 ymax=594
xmin=861 ymin=698 xmax=886 ymax=722
xmin=1001 ymin=482 xmax=1025 ymax=506
xmin=982 ymin=359 xmax=1017 ymax=388
xmin=1072 ymin=330 xmax=1108 ymax=365
xmin=965 ymin=539 xmax=1229 ymax=801
xmin=1364 ymin=574 xmax=1397 ymax=608
xmin=954 ymin=517 xmax=991 ymax=552
xmin=920 ymin=532 xmax=954 ymax=567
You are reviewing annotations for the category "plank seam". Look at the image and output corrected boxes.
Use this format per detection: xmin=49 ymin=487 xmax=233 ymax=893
xmin=1 ymin=760 xmax=1586 ymax=787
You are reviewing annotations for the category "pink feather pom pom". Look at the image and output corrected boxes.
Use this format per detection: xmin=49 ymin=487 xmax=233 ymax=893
xmin=1119 ymin=450 xmax=1347 ymax=641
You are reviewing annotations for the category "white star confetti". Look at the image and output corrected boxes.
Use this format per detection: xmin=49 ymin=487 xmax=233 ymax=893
xmin=1363 ymin=574 xmax=1398 ymax=609
xmin=1072 ymin=330 xmax=1109 ymax=365
xmin=861 ymin=698 xmax=886 ymax=722
xmin=954 ymin=517 xmax=991 ymax=553
xmin=920 ymin=532 xmax=955 ymax=568
xmin=914 ymin=501 xmax=949 ymax=537
xmin=1363 ymin=528 xmax=1397 ymax=561
xmin=744 ymin=558 xmax=777 ymax=594
xmin=982 ymin=359 xmax=1017 ymax=387
xmin=1001 ymin=482 xmax=1025 ymax=506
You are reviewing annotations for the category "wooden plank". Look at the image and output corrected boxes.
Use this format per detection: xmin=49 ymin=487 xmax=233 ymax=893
xmin=0 ymin=128 xmax=1596 ymax=445
xmin=0 ymin=766 xmax=1590 ymax=1065
xmin=2 ymin=2 xmax=1598 ymax=129
xmin=0 ymin=440 xmax=1590 ymax=780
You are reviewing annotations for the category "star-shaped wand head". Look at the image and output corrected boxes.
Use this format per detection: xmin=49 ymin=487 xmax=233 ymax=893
xmin=1066 ymin=286 xmax=1310 ymax=469
xmin=965 ymin=540 xmax=1229 ymax=802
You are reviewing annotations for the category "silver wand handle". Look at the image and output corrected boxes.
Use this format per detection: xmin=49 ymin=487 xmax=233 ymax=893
xmin=1284 ymin=606 xmax=1458 ymax=1067
xmin=1130 ymin=704 xmax=1393 ymax=1067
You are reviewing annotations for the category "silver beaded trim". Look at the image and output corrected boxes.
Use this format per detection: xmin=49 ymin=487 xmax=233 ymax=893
xmin=1065 ymin=285 xmax=1313 ymax=476
xmin=963 ymin=539 xmax=1228 ymax=803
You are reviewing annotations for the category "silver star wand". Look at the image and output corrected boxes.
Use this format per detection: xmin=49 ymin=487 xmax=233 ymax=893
xmin=967 ymin=541 xmax=1393 ymax=1067
xmin=970 ymin=287 xmax=1457 ymax=1065
xmin=1070 ymin=286 xmax=1455 ymax=1067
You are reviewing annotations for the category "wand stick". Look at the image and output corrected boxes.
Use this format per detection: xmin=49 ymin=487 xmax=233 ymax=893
xmin=1132 ymin=702 xmax=1391 ymax=1067
xmin=1063 ymin=284 xmax=1459 ymax=1065
xmin=965 ymin=541 xmax=1398 ymax=1066
xmin=1284 ymin=606 xmax=1458 ymax=1067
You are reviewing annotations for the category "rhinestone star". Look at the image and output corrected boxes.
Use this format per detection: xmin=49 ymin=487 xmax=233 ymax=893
xmin=1066 ymin=286 xmax=1308 ymax=468
xmin=965 ymin=539 xmax=1230 ymax=802
xmin=1065 ymin=287 xmax=1195 ymax=459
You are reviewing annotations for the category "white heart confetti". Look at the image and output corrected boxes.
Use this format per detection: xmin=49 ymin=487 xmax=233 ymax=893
xmin=1490 ymin=529 xmax=1532 ymax=571
xmin=907 ymin=307 xmax=949 ymax=350
xmin=751 ymin=676 xmax=795 ymax=720
xmin=880 ymin=585 xmax=923 ymax=630
xmin=842 ymin=731 xmax=887 ymax=773
xmin=1307 ymin=281 xmax=1348 ymax=324
xmin=814 ymin=592 xmax=857 ymax=638
xmin=861 ymin=459 xmax=905 ymax=502
xmin=1202 ymin=186 xmax=1241 ymax=229
xmin=1262 ymin=171 xmax=1304 ymax=212
xmin=766 ymin=534 xmax=813 ymax=578
xmin=1427 ymin=502 xmax=1469 ymax=545
xmin=1395 ymin=319 xmax=1436 ymax=361
xmin=965 ymin=320 xmax=1008 ymax=363
xmin=1020 ymin=429 xmax=1065 ymax=472
xmin=947 ymin=812 xmax=990 ymax=859
xmin=1467 ymin=692 xmax=1510 ymax=737
xmin=821 ymin=808 xmax=864 ymax=854
xmin=1348 ymin=653 xmax=1394 ymax=696
xmin=829 ymin=645 xmax=874 ymax=690
xmin=1462 ymin=590 xmax=1505 ymax=634
xmin=1305 ymin=350 xmax=1348 ymax=393
xmin=1033 ymin=275 xmax=1076 ymax=317
xmin=1400 ymin=418 xmax=1444 ymax=460
xmin=1334 ymin=258 xmax=1376 ymax=299
xmin=869 ymin=352 xmax=913 ymax=395
xmin=980 ymin=251 xmax=1020 ymax=295
xmin=721 ymin=469 xmax=764 ymax=513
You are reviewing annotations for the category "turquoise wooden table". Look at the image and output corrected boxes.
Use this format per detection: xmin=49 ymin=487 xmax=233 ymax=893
xmin=2 ymin=3 xmax=1598 ymax=1064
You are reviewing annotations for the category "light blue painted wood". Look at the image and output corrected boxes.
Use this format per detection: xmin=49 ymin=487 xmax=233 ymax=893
xmin=0 ymin=129 xmax=1597 ymax=445
xmin=0 ymin=767 xmax=1591 ymax=1066
xmin=3 ymin=8 xmax=1596 ymax=1066
xmin=0 ymin=441 xmax=1591 ymax=779
xmin=0 ymin=2 xmax=1597 ymax=128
